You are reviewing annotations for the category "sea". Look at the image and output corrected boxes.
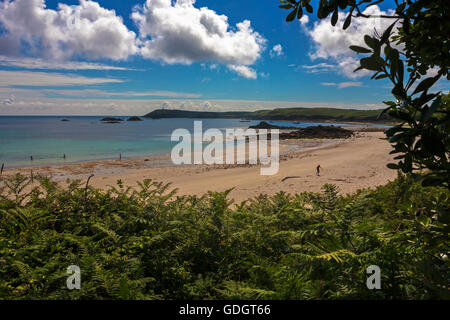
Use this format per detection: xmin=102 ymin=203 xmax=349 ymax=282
xmin=0 ymin=116 xmax=388 ymax=168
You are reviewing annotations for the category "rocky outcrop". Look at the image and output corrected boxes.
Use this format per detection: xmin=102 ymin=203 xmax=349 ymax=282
xmin=248 ymin=122 xmax=354 ymax=139
xmin=279 ymin=125 xmax=354 ymax=139
xmin=127 ymin=116 xmax=143 ymax=121
xmin=249 ymin=121 xmax=296 ymax=130
xmin=100 ymin=117 xmax=123 ymax=124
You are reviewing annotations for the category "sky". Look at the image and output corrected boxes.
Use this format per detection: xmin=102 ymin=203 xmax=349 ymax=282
xmin=0 ymin=0 xmax=401 ymax=115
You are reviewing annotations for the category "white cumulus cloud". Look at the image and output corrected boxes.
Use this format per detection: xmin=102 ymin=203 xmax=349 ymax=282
xmin=0 ymin=0 xmax=267 ymax=78
xmin=299 ymin=15 xmax=309 ymax=26
xmin=0 ymin=0 xmax=138 ymax=60
xmin=132 ymin=0 xmax=265 ymax=77
xmin=270 ymin=44 xmax=283 ymax=58
xmin=228 ymin=65 xmax=257 ymax=79
xmin=304 ymin=6 xmax=396 ymax=78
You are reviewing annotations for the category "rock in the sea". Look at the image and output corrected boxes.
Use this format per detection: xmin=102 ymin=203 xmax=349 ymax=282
xmin=249 ymin=121 xmax=296 ymax=130
xmin=279 ymin=125 xmax=354 ymax=139
xmin=100 ymin=117 xmax=123 ymax=122
xmin=100 ymin=117 xmax=124 ymax=124
xmin=61 ymin=119 xmax=70 ymax=122
xmin=127 ymin=116 xmax=143 ymax=121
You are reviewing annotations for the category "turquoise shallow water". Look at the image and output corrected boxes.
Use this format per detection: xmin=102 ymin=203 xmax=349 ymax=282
xmin=0 ymin=116 xmax=388 ymax=167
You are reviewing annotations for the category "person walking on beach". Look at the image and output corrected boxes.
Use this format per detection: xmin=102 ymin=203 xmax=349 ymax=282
xmin=316 ymin=164 xmax=321 ymax=176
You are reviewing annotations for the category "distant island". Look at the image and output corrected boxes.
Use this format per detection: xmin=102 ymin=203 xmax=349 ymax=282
xmin=127 ymin=116 xmax=143 ymax=121
xmin=100 ymin=117 xmax=124 ymax=124
xmin=144 ymin=107 xmax=391 ymax=123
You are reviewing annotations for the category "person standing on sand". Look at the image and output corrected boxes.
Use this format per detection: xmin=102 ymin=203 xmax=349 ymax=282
xmin=316 ymin=164 xmax=321 ymax=176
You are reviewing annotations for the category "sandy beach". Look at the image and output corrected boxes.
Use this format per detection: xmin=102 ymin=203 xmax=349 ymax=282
xmin=2 ymin=129 xmax=396 ymax=202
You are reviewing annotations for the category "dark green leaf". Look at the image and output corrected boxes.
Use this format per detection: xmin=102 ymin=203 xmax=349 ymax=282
xmin=392 ymin=83 xmax=406 ymax=99
xmin=349 ymin=45 xmax=371 ymax=53
xmin=412 ymin=75 xmax=440 ymax=95
xmin=331 ymin=9 xmax=338 ymax=26
xmin=421 ymin=96 xmax=442 ymax=123
xmin=415 ymin=92 xmax=437 ymax=107
xmin=422 ymin=176 xmax=445 ymax=187
xmin=297 ymin=5 xmax=303 ymax=19
xmin=338 ymin=0 xmax=348 ymax=10
xmin=360 ymin=56 xmax=382 ymax=71
xmin=375 ymin=74 xmax=388 ymax=80
xmin=380 ymin=21 xmax=396 ymax=44
xmin=404 ymin=155 xmax=412 ymax=172
xmin=286 ymin=9 xmax=297 ymax=22
xmin=343 ymin=11 xmax=352 ymax=30
xmin=388 ymin=109 xmax=411 ymax=121
xmin=396 ymin=2 xmax=406 ymax=14
xmin=389 ymin=133 xmax=405 ymax=143
xmin=382 ymin=101 xmax=397 ymax=107
xmin=402 ymin=17 xmax=410 ymax=34
xmin=317 ymin=6 xmax=325 ymax=19
xmin=353 ymin=65 xmax=363 ymax=73
xmin=385 ymin=126 xmax=405 ymax=136
xmin=397 ymin=59 xmax=404 ymax=85
xmin=387 ymin=163 xmax=399 ymax=169
xmin=364 ymin=35 xmax=378 ymax=49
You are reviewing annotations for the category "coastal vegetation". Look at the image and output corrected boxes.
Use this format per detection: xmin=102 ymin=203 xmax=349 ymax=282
xmin=0 ymin=172 xmax=448 ymax=299
xmin=144 ymin=107 xmax=391 ymax=122
xmin=0 ymin=0 xmax=447 ymax=302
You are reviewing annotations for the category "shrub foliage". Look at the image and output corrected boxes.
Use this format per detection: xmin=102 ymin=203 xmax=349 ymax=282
xmin=0 ymin=173 xmax=448 ymax=299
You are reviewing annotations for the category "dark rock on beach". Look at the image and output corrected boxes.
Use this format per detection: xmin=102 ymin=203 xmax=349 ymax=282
xmin=279 ymin=125 xmax=354 ymax=139
xmin=249 ymin=122 xmax=354 ymax=139
xmin=127 ymin=116 xmax=143 ymax=121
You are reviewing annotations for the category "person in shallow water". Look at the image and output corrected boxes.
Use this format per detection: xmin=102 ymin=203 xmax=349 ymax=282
xmin=316 ymin=164 xmax=321 ymax=176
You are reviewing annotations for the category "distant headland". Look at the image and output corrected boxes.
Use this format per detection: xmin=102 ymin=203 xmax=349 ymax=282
xmin=143 ymin=107 xmax=391 ymax=123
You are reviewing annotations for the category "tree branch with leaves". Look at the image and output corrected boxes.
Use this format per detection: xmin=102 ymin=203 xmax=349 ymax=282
xmin=280 ymin=0 xmax=449 ymax=188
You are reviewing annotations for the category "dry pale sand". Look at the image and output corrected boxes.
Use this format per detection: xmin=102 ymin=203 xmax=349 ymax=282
xmin=2 ymin=131 xmax=397 ymax=202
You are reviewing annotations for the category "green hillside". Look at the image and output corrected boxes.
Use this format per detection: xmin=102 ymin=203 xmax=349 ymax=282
xmin=144 ymin=107 xmax=390 ymax=122
xmin=252 ymin=108 xmax=385 ymax=121
xmin=143 ymin=109 xmax=249 ymax=119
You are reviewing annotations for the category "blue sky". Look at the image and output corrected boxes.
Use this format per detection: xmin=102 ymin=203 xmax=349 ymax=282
xmin=0 ymin=0 xmax=399 ymax=115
